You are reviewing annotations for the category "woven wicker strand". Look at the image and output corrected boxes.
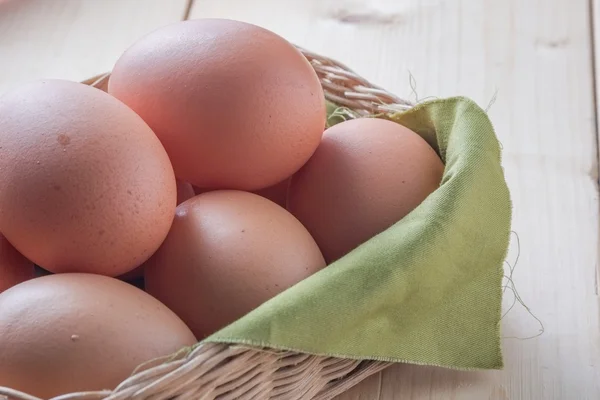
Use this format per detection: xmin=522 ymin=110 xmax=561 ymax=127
xmin=0 ymin=47 xmax=413 ymax=400
xmin=82 ymin=46 xmax=414 ymax=116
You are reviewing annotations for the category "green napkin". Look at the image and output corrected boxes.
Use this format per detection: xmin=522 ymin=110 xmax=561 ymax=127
xmin=205 ymin=97 xmax=511 ymax=370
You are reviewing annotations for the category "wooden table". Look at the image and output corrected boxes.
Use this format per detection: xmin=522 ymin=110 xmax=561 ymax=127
xmin=1 ymin=0 xmax=599 ymax=398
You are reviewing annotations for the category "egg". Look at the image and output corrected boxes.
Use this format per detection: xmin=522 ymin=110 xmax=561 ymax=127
xmin=0 ymin=273 xmax=196 ymax=398
xmin=0 ymin=234 xmax=34 ymax=293
xmin=109 ymin=18 xmax=326 ymax=191
xmin=0 ymin=79 xmax=177 ymax=276
xmin=287 ymin=118 xmax=444 ymax=263
xmin=116 ymin=180 xmax=193 ymax=283
xmin=144 ymin=190 xmax=326 ymax=339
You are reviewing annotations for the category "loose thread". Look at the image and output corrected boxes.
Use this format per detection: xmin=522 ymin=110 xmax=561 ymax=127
xmin=500 ymin=231 xmax=545 ymax=340
xmin=502 ymin=230 xmax=520 ymax=295
xmin=501 ymin=274 xmax=518 ymax=319
xmin=326 ymin=105 xmax=389 ymax=128
xmin=485 ymin=88 xmax=499 ymax=113
xmin=326 ymin=106 xmax=359 ymax=127
xmin=484 ymin=89 xmax=504 ymax=150
xmin=407 ymin=72 xmax=438 ymax=105
xmin=408 ymin=70 xmax=419 ymax=103
xmin=502 ymin=284 xmax=545 ymax=340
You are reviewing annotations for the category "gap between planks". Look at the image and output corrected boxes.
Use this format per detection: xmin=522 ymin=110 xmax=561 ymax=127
xmin=590 ymin=0 xmax=600 ymax=296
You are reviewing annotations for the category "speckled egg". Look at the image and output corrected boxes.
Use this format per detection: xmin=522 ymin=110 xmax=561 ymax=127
xmin=0 ymin=273 xmax=196 ymax=398
xmin=0 ymin=79 xmax=177 ymax=276
xmin=288 ymin=118 xmax=444 ymax=263
xmin=145 ymin=190 xmax=326 ymax=339
xmin=109 ymin=18 xmax=326 ymax=191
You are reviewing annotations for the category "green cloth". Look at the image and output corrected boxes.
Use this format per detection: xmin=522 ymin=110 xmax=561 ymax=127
xmin=205 ymin=97 xmax=512 ymax=370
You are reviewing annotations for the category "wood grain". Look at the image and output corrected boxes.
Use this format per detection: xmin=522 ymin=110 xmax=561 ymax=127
xmin=0 ymin=0 xmax=189 ymax=93
xmin=593 ymin=0 xmax=600 ymax=156
xmin=188 ymin=0 xmax=600 ymax=398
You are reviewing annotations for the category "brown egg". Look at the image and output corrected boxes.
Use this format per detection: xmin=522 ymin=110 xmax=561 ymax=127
xmin=0 ymin=234 xmax=34 ymax=293
xmin=0 ymin=80 xmax=177 ymax=276
xmin=116 ymin=180 xmax=193 ymax=283
xmin=288 ymin=118 xmax=444 ymax=263
xmin=0 ymin=273 xmax=196 ymax=398
xmin=145 ymin=190 xmax=326 ymax=339
xmin=109 ymin=18 xmax=326 ymax=191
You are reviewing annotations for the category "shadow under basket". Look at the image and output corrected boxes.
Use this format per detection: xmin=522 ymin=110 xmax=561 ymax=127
xmin=0 ymin=45 xmax=510 ymax=400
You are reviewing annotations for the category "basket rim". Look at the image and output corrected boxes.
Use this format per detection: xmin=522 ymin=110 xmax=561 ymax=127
xmin=1 ymin=46 xmax=411 ymax=400
xmin=82 ymin=44 xmax=414 ymax=116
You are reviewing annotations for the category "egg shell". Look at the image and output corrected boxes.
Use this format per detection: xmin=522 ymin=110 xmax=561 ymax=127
xmin=0 ymin=273 xmax=196 ymax=398
xmin=109 ymin=18 xmax=326 ymax=191
xmin=116 ymin=180 xmax=193 ymax=283
xmin=0 ymin=79 xmax=177 ymax=276
xmin=287 ymin=118 xmax=444 ymax=263
xmin=144 ymin=190 xmax=326 ymax=339
xmin=0 ymin=234 xmax=34 ymax=293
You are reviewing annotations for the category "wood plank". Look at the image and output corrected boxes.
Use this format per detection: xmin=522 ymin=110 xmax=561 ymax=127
xmin=593 ymin=0 xmax=600 ymax=168
xmin=189 ymin=0 xmax=600 ymax=399
xmin=0 ymin=0 xmax=189 ymax=93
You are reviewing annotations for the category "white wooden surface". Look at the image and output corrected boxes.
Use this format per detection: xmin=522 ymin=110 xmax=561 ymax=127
xmin=1 ymin=0 xmax=599 ymax=398
xmin=0 ymin=0 xmax=189 ymax=92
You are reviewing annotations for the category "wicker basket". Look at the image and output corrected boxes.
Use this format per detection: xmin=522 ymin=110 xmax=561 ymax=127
xmin=0 ymin=47 xmax=414 ymax=400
